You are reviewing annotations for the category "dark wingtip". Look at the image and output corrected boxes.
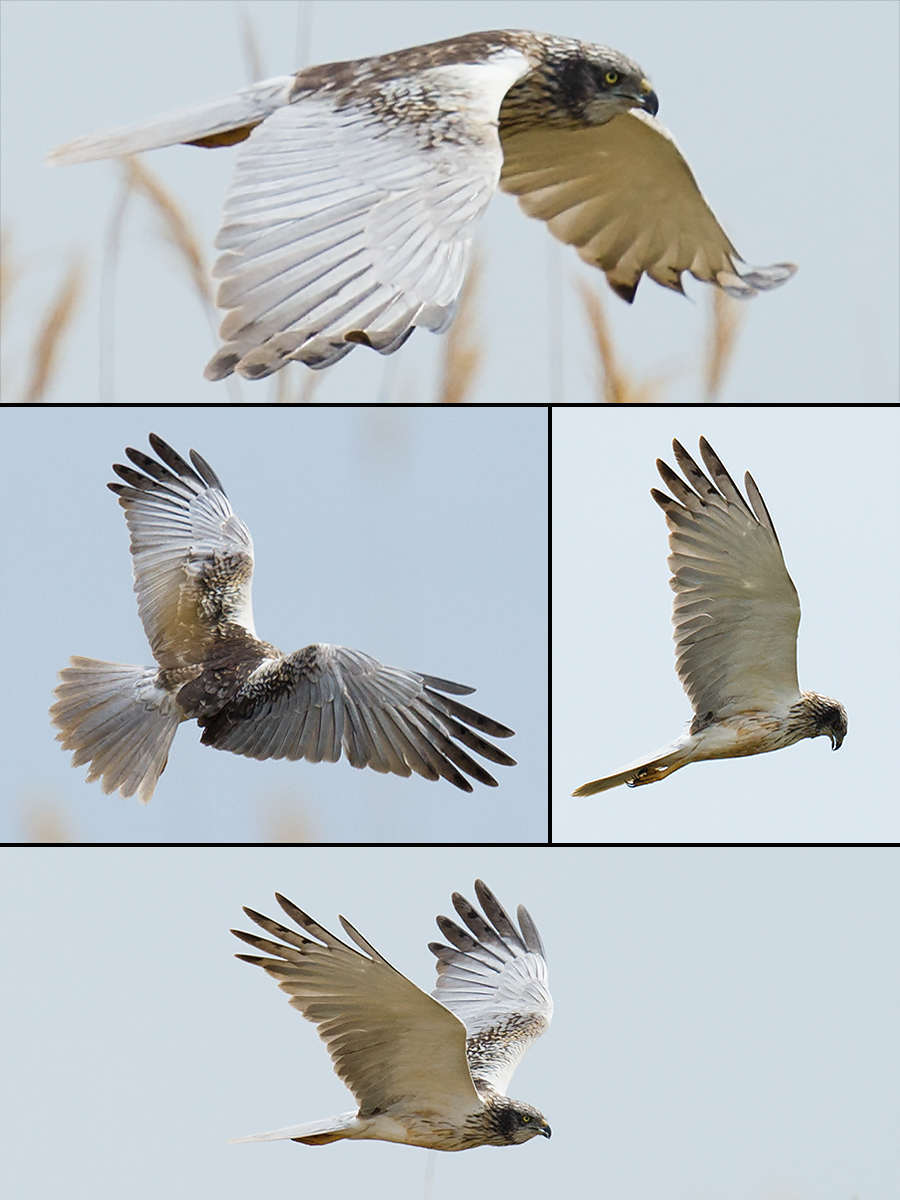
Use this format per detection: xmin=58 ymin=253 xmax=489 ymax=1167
xmin=608 ymin=278 xmax=639 ymax=304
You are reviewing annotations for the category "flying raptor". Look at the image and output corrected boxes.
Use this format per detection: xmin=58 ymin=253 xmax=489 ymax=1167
xmin=48 ymin=30 xmax=795 ymax=379
xmin=50 ymin=434 xmax=514 ymax=802
xmin=573 ymin=438 xmax=846 ymax=795
xmin=230 ymin=881 xmax=552 ymax=1151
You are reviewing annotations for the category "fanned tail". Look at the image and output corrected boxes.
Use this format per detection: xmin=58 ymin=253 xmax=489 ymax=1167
xmin=50 ymin=657 xmax=184 ymax=802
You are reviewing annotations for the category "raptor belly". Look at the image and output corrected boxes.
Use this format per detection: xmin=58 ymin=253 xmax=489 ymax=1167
xmin=356 ymin=1111 xmax=484 ymax=1151
xmin=690 ymin=713 xmax=800 ymax=761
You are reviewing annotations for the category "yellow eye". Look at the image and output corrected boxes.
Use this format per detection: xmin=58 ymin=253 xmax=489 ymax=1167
xmin=605 ymin=70 xmax=619 ymax=85
xmin=522 ymin=1114 xmax=531 ymax=1123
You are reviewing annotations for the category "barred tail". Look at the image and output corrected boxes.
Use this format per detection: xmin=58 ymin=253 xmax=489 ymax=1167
xmin=50 ymin=657 xmax=184 ymax=802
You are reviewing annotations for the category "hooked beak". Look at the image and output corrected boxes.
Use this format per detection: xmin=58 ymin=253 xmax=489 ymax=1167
xmin=637 ymin=79 xmax=659 ymax=117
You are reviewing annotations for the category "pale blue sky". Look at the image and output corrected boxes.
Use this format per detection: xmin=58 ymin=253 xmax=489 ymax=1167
xmin=2 ymin=847 xmax=898 ymax=1199
xmin=1 ymin=0 xmax=897 ymax=405
xmin=0 ymin=406 xmax=547 ymax=843
xmin=553 ymin=405 xmax=900 ymax=843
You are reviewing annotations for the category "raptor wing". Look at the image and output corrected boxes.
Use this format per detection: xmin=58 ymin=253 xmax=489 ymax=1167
xmin=429 ymin=880 xmax=552 ymax=1096
xmin=501 ymin=110 xmax=794 ymax=302
xmin=107 ymin=434 xmax=256 ymax=670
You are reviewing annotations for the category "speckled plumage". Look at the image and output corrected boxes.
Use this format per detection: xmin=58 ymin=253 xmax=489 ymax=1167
xmin=50 ymin=435 xmax=515 ymax=802
xmin=230 ymin=881 xmax=552 ymax=1151
xmin=49 ymin=29 xmax=795 ymax=378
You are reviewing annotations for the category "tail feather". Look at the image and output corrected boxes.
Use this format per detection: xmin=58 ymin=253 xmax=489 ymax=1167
xmin=572 ymin=741 xmax=689 ymax=796
xmin=50 ymin=657 xmax=184 ymax=802
xmin=229 ymin=1112 xmax=358 ymax=1146
xmin=47 ymin=75 xmax=295 ymax=166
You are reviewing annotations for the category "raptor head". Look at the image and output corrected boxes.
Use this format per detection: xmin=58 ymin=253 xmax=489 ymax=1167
xmin=550 ymin=41 xmax=658 ymax=125
xmin=804 ymin=692 xmax=848 ymax=750
xmin=487 ymin=1096 xmax=552 ymax=1145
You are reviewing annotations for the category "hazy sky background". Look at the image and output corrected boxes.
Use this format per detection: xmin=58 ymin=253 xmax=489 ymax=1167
xmin=3 ymin=847 xmax=898 ymax=1200
xmin=0 ymin=406 xmax=547 ymax=843
xmin=553 ymin=405 xmax=900 ymax=843
xmin=2 ymin=0 xmax=897 ymax=406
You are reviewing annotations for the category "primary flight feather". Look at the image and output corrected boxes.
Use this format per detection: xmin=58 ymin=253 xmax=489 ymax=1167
xmin=230 ymin=881 xmax=552 ymax=1151
xmin=48 ymin=30 xmax=795 ymax=379
xmin=573 ymin=438 xmax=846 ymax=796
xmin=50 ymin=435 xmax=515 ymax=802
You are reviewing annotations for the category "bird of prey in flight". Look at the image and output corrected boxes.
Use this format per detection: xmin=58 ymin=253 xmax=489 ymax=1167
xmin=573 ymin=438 xmax=846 ymax=796
xmin=230 ymin=881 xmax=552 ymax=1151
xmin=50 ymin=434 xmax=514 ymax=802
xmin=48 ymin=30 xmax=795 ymax=380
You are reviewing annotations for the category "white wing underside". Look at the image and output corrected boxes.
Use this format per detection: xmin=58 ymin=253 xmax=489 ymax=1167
xmin=657 ymin=439 xmax=802 ymax=719
xmin=203 ymin=66 xmax=518 ymax=377
xmin=429 ymin=880 xmax=552 ymax=1095
xmin=108 ymin=436 xmax=257 ymax=668
xmin=501 ymin=109 xmax=795 ymax=299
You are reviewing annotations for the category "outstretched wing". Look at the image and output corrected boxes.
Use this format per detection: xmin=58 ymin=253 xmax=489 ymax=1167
xmin=232 ymin=894 xmax=481 ymax=1122
xmin=652 ymin=437 xmax=802 ymax=721
xmin=192 ymin=646 xmax=516 ymax=793
xmin=204 ymin=51 xmax=531 ymax=378
xmin=500 ymin=110 xmax=795 ymax=302
xmin=429 ymin=880 xmax=552 ymax=1096
xmin=106 ymin=434 xmax=256 ymax=670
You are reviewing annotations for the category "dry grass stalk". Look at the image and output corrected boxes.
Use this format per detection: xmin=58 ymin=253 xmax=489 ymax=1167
xmin=122 ymin=156 xmax=214 ymax=309
xmin=263 ymin=796 xmax=318 ymax=843
xmin=275 ymin=362 xmax=322 ymax=404
xmin=23 ymin=800 xmax=74 ymax=843
xmin=437 ymin=252 xmax=484 ymax=404
xmin=237 ymin=3 xmax=266 ymax=85
xmin=22 ymin=257 xmax=84 ymax=404
xmin=704 ymin=288 xmax=745 ymax=400
xmin=578 ymin=278 xmax=662 ymax=404
xmin=0 ymin=225 xmax=19 ymax=331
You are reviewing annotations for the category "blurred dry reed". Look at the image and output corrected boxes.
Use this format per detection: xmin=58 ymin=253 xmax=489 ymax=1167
xmin=121 ymin=157 xmax=214 ymax=310
xmin=275 ymin=361 xmax=322 ymax=404
xmin=1 ymin=227 xmax=84 ymax=404
xmin=704 ymin=288 xmax=745 ymax=400
xmin=261 ymin=794 xmax=318 ymax=843
xmin=437 ymin=252 xmax=484 ymax=404
xmin=578 ymin=277 xmax=747 ymax=403
xmin=22 ymin=799 xmax=74 ymax=843
xmin=577 ymin=278 xmax=665 ymax=404
xmin=23 ymin=258 xmax=84 ymax=404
